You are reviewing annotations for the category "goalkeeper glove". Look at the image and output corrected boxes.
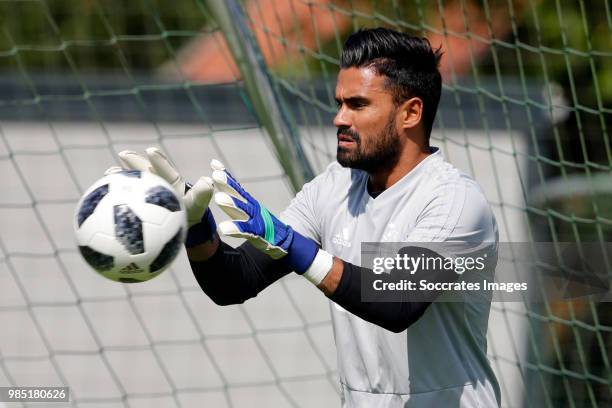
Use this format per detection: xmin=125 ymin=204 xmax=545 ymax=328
xmin=105 ymin=147 xmax=218 ymax=247
xmin=211 ymin=161 xmax=333 ymax=284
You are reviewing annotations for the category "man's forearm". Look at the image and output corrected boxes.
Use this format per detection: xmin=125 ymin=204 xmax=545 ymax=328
xmin=317 ymin=257 xmax=343 ymax=296
xmin=321 ymin=258 xmax=432 ymax=333
xmin=317 ymin=246 xmax=462 ymax=333
xmin=186 ymin=235 xmax=220 ymax=261
xmin=188 ymin=239 xmax=293 ymax=305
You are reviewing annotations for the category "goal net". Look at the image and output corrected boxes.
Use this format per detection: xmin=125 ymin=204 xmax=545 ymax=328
xmin=0 ymin=1 xmax=610 ymax=407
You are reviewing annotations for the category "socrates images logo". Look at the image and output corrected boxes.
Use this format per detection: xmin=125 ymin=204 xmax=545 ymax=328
xmin=332 ymin=227 xmax=352 ymax=248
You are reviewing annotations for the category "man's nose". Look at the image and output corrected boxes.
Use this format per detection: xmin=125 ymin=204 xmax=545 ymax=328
xmin=333 ymin=106 xmax=351 ymax=128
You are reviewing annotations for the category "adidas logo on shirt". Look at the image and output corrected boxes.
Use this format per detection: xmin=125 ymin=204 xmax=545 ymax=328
xmin=332 ymin=227 xmax=352 ymax=248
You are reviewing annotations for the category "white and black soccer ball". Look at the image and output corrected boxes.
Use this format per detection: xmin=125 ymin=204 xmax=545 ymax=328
xmin=74 ymin=170 xmax=187 ymax=283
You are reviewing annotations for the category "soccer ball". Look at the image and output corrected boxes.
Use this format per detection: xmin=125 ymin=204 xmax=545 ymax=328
xmin=74 ymin=170 xmax=187 ymax=283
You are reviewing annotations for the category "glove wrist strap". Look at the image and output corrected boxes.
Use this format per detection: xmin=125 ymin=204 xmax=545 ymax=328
xmin=285 ymin=230 xmax=332 ymax=285
xmin=283 ymin=229 xmax=316 ymax=273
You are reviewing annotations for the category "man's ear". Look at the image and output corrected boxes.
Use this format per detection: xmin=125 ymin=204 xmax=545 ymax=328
xmin=399 ymin=97 xmax=423 ymax=130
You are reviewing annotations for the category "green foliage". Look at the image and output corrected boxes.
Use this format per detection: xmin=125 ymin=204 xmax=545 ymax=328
xmin=1 ymin=0 xmax=608 ymax=104
xmin=0 ymin=0 xmax=210 ymax=72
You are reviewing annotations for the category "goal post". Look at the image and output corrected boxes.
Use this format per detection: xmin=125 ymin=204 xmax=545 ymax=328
xmin=205 ymin=0 xmax=314 ymax=191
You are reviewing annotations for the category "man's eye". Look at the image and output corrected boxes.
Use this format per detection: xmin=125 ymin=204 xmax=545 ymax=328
xmin=335 ymin=100 xmax=367 ymax=109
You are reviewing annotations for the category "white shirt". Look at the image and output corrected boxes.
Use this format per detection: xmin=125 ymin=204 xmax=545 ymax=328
xmin=281 ymin=148 xmax=501 ymax=407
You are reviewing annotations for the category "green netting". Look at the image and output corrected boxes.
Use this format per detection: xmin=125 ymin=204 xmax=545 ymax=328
xmin=0 ymin=0 xmax=610 ymax=407
xmin=240 ymin=3 xmax=612 ymax=405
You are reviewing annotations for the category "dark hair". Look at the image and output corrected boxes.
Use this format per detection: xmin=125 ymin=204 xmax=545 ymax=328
xmin=341 ymin=27 xmax=443 ymax=140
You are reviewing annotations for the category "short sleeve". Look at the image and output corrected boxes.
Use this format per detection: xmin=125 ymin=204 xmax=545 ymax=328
xmin=405 ymin=176 xmax=499 ymax=286
xmin=406 ymin=176 xmax=498 ymax=245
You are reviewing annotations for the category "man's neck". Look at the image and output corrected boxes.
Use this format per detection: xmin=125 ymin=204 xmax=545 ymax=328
xmin=368 ymin=145 xmax=432 ymax=193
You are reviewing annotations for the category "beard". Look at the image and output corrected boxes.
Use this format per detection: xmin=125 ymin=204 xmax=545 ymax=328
xmin=336 ymin=110 xmax=401 ymax=173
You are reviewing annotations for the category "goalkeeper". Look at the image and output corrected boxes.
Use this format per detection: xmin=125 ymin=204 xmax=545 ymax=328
xmin=110 ymin=28 xmax=501 ymax=407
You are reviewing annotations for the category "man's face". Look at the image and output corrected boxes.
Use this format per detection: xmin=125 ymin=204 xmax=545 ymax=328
xmin=334 ymin=67 xmax=401 ymax=172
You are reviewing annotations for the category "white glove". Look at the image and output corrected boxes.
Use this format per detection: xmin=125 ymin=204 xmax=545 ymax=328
xmin=106 ymin=147 xmax=214 ymax=228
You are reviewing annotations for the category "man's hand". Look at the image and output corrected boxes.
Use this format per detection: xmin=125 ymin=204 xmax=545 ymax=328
xmin=106 ymin=147 xmax=218 ymax=248
xmin=211 ymin=160 xmax=333 ymax=284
